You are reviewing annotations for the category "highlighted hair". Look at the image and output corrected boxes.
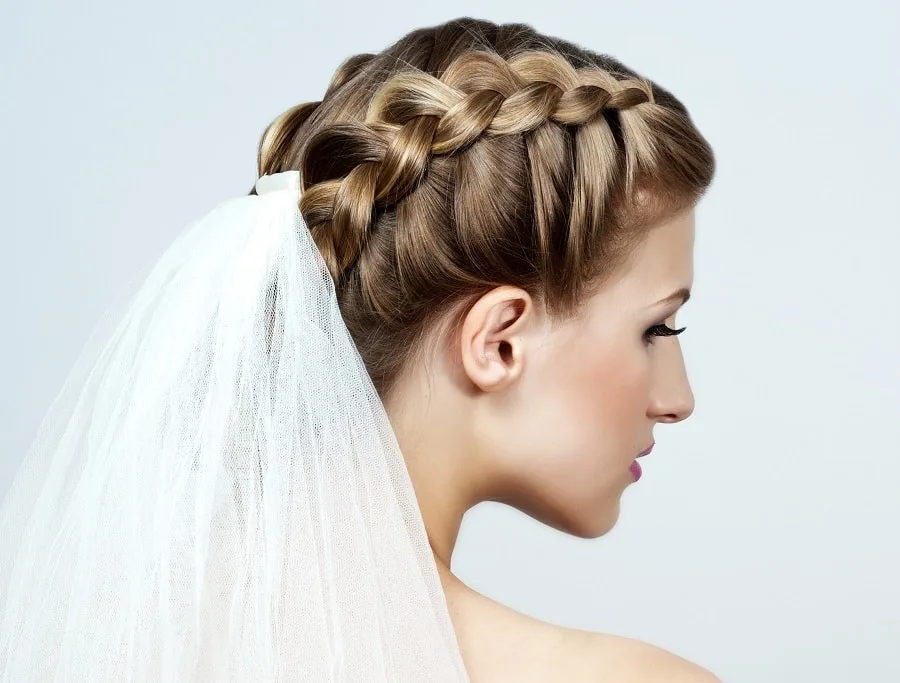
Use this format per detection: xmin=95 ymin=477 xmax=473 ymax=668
xmin=252 ymin=18 xmax=716 ymax=396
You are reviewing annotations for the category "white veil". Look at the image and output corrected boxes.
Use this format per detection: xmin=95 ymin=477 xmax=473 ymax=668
xmin=0 ymin=170 xmax=470 ymax=682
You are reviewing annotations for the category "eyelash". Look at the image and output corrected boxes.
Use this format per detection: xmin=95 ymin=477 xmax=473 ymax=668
xmin=643 ymin=323 xmax=687 ymax=346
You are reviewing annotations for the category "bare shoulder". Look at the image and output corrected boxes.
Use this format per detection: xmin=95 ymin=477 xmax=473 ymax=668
xmin=443 ymin=573 xmax=719 ymax=683
xmin=565 ymin=629 xmax=722 ymax=683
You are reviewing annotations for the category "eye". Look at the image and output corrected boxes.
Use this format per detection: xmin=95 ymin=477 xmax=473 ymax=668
xmin=643 ymin=322 xmax=687 ymax=346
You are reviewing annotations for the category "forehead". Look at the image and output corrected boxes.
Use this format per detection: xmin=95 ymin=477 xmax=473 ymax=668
xmin=629 ymin=208 xmax=695 ymax=281
xmin=590 ymin=208 xmax=696 ymax=308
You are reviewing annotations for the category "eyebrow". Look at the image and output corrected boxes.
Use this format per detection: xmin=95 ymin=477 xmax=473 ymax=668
xmin=653 ymin=287 xmax=692 ymax=308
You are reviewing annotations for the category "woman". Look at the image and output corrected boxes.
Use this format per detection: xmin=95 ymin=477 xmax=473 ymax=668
xmin=0 ymin=16 xmax=717 ymax=682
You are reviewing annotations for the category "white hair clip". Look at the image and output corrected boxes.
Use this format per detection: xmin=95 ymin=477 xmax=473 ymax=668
xmin=254 ymin=169 xmax=301 ymax=195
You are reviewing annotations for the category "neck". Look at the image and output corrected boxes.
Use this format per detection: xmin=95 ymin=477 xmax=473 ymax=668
xmin=402 ymin=424 xmax=477 ymax=571
xmin=384 ymin=369 xmax=484 ymax=575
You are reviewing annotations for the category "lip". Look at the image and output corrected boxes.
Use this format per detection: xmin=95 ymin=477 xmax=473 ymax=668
xmin=637 ymin=442 xmax=655 ymax=458
xmin=629 ymin=459 xmax=643 ymax=481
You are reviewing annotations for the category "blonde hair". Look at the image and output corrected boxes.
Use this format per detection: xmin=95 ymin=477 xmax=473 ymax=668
xmin=252 ymin=18 xmax=716 ymax=397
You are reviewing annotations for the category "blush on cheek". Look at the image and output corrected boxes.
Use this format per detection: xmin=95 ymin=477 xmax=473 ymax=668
xmin=572 ymin=348 xmax=648 ymax=432
xmin=562 ymin=352 xmax=651 ymax=490
xmin=513 ymin=332 xmax=648 ymax=495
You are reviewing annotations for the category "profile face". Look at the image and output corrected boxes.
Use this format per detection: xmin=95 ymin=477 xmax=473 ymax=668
xmin=491 ymin=208 xmax=697 ymax=538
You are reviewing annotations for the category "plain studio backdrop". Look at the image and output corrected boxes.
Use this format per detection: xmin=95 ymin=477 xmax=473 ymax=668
xmin=1 ymin=1 xmax=897 ymax=681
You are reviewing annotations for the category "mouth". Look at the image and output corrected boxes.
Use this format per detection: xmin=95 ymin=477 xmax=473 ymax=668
xmin=630 ymin=442 xmax=654 ymax=482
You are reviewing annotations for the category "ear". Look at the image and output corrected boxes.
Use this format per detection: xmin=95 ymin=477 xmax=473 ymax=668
xmin=459 ymin=286 xmax=534 ymax=392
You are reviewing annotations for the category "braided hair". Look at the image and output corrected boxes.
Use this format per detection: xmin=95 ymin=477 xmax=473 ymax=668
xmin=252 ymin=18 xmax=715 ymax=397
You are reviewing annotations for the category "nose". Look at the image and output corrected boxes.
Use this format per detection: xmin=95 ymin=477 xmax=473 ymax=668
xmin=647 ymin=346 xmax=695 ymax=424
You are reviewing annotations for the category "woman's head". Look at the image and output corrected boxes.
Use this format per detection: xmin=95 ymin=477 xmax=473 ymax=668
xmin=255 ymin=18 xmax=714 ymax=538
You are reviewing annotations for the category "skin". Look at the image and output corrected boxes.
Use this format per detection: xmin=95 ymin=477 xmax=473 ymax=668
xmin=385 ymin=207 xmax=720 ymax=682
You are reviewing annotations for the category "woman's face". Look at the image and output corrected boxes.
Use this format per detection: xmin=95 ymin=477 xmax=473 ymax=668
xmin=484 ymin=209 xmax=696 ymax=537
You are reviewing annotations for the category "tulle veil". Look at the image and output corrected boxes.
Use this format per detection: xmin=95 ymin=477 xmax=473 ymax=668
xmin=0 ymin=170 xmax=469 ymax=682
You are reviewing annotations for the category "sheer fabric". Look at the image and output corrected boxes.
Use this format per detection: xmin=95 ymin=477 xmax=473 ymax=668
xmin=0 ymin=171 xmax=469 ymax=682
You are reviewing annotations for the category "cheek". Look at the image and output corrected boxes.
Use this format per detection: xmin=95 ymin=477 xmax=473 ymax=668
xmin=548 ymin=349 xmax=648 ymax=477
xmin=587 ymin=352 xmax=651 ymax=435
xmin=494 ymin=340 xmax=651 ymax=535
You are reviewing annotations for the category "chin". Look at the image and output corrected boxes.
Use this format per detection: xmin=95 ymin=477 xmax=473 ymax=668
xmin=514 ymin=491 xmax=623 ymax=539
xmin=561 ymin=500 xmax=622 ymax=539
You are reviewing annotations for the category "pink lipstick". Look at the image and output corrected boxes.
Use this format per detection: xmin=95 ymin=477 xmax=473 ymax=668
xmin=630 ymin=459 xmax=643 ymax=481
xmin=630 ymin=442 xmax=654 ymax=481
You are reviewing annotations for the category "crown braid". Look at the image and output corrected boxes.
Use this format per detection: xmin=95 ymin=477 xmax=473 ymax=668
xmin=250 ymin=18 xmax=715 ymax=397
xmin=299 ymin=50 xmax=655 ymax=280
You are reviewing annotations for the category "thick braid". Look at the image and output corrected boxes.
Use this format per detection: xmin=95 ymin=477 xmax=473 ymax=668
xmin=300 ymin=50 xmax=656 ymax=279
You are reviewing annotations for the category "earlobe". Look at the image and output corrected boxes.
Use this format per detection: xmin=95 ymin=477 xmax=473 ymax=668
xmin=459 ymin=287 xmax=531 ymax=392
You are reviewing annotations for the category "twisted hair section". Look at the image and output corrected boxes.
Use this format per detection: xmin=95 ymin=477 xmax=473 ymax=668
xmin=252 ymin=18 xmax=716 ymax=397
xmin=295 ymin=51 xmax=659 ymax=281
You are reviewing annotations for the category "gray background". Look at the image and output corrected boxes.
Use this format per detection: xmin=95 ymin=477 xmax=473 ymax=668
xmin=2 ymin=1 xmax=898 ymax=681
